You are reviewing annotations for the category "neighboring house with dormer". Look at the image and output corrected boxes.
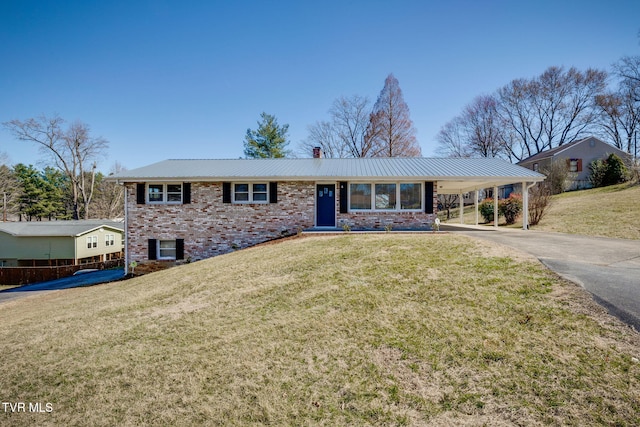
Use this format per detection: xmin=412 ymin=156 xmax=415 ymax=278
xmin=518 ymin=136 xmax=632 ymax=190
xmin=0 ymin=220 xmax=124 ymax=267
xmin=110 ymin=152 xmax=544 ymax=273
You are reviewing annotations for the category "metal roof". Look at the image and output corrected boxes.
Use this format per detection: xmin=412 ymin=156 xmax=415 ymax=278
xmin=0 ymin=220 xmax=124 ymax=237
xmin=110 ymin=157 xmax=545 ymax=185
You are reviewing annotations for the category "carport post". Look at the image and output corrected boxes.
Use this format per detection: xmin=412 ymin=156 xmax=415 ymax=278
xmin=493 ymin=185 xmax=499 ymax=228
xmin=522 ymin=181 xmax=528 ymax=230
xmin=459 ymin=192 xmax=464 ymax=224
xmin=474 ymin=190 xmax=479 ymax=226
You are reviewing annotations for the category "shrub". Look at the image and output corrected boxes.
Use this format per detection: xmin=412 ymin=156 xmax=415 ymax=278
xmin=499 ymin=193 xmax=523 ymax=225
xmin=542 ymin=161 xmax=574 ymax=194
xmin=528 ymin=183 xmax=552 ymax=226
xmin=589 ymin=153 xmax=629 ymax=187
xmin=479 ymin=198 xmax=497 ymax=223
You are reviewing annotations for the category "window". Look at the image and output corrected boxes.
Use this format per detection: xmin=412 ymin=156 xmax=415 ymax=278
xmin=350 ymin=183 xmax=372 ymax=210
xmin=400 ymin=183 xmax=422 ymax=210
xmin=569 ymin=159 xmax=582 ymax=172
xmin=350 ymin=182 xmax=422 ymax=212
xmin=105 ymin=234 xmax=115 ymax=246
xmin=375 ymin=184 xmax=396 ymax=210
xmin=86 ymin=236 xmax=97 ymax=249
xmin=147 ymin=183 xmax=182 ymax=204
xmin=233 ymin=183 xmax=269 ymax=203
xmin=158 ymin=240 xmax=176 ymax=260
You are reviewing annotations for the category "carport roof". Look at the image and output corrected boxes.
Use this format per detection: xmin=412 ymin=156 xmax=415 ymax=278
xmin=110 ymin=157 xmax=545 ymax=194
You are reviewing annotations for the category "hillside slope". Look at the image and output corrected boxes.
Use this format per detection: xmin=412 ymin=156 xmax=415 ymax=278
xmin=0 ymin=234 xmax=638 ymax=426
xmin=534 ymin=183 xmax=640 ymax=239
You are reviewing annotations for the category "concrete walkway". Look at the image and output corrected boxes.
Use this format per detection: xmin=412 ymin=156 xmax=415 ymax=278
xmin=443 ymin=224 xmax=640 ymax=331
xmin=0 ymin=268 xmax=125 ymax=304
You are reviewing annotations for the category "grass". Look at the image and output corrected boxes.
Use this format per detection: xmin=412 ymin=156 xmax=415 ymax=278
xmin=443 ymin=182 xmax=640 ymax=239
xmin=1 ymin=234 xmax=639 ymax=426
xmin=535 ymin=182 xmax=640 ymax=239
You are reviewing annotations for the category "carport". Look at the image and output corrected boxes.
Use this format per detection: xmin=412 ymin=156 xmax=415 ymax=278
xmin=434 ymin=159 xmax=546 ymax=229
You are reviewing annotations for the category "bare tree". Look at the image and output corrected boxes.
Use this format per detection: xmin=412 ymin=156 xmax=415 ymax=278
xmin=0 ymin=155 xmax=20 ymax=222
xmin=463 ymin=95 xmax=505 ymax=158
xmin=497 ymin=66 xmax=607 ymax=161
xmin=436 ymin=95 xmax=506 ymax=159
xmin=614 ymin=55 xmax=640 ymax=103
xmin=301 ymin=95 xmax=372 ymax=158
xmin=330 ymin=95 xmax=373 ymax=157
xmin=436 ymin=118 xmax=472 ymax=158
xmin=92 ymin=162 xmax=126 ymax=219
xmin=595 ymin=91 xmax=639 ymax=154
xmin=300 ymin=121 xmax=346 ymax=158
xmin=366 ymin=74 xmax=421 ymax=157
xmin=3 ymin=115 xmax=108 ymax=220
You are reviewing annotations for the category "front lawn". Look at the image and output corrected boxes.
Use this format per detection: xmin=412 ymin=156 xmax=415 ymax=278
xmin=0 ymin=234 xmax=638 ymax=425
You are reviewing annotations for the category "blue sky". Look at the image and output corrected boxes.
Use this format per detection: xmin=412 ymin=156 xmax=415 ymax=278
xmin=1 ymin=0 xmax=639 ymax=171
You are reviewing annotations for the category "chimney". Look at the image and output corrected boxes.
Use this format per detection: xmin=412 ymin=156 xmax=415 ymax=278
xmin=313 ymin=147 xmax=322 ymax=158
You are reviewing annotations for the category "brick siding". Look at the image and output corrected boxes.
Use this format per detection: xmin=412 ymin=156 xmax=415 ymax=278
xmin=125 ymin=180 xmax=437 ymax=270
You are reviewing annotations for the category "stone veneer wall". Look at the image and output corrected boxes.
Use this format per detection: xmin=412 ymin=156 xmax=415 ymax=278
xmin=125 ymin=181 xmax=316 ymax=268
xmin=125 ymin=180 xmax=438 ymax=270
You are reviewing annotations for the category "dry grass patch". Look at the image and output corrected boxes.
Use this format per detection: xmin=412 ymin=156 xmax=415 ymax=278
xmin=0 ymin=234 xmax=639 ymax=426
xmin=535 ymin=182 xmax=640 ymax=239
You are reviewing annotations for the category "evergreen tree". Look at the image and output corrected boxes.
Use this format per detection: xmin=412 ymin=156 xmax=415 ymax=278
xmin=244 ymin=112 xmax=290 ymax=158
xmin=13 ymin=164 xmax=67 ymax=220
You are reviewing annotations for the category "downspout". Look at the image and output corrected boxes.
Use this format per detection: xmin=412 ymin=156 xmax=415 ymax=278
xmin=119 ymin=180 xmax=129 ymax=275
xmin=522 ymin=181 xmax=537 ymax=230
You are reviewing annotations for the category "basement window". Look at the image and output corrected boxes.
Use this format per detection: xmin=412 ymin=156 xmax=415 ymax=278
xmin=158 ymin=240 xmax=176 ymax=260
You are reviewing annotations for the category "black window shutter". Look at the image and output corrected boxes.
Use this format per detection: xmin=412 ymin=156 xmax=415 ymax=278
xmin=339 ymin=181 xmax=348 ymax=213
xmin=425 ymin=182 xmax=434 ymax=214
xmin=148 ymin=239 xmax=157 ymax=260
xmin=269 ymin=182 xmax=278 ymax=203
xmin=183 ymin=183 xmax=191 ymax=204
xmin=136 ymin=183 xmax=146 ymax=204
xmin=222 ymin=182 xmax=231 ymax=203
xmin=176 ymin=239 xmax=184 ymax=260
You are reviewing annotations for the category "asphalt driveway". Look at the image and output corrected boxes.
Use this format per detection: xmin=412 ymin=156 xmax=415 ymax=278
xmin=0 ymin=268 xmax=125 ymax=304
xmin=443 ymin=224 xmax=640 ymax=331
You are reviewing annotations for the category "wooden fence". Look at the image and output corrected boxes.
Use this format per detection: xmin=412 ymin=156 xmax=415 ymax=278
xmin=0 ymin=259 xmax=124 ymax=286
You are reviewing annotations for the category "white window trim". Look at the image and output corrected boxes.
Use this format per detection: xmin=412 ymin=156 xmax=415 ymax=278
xmin=147 ymin=183 xmax=183 ymax=204
xmin=157 ymin=240 xmax=177 ymax=260
xmin=348 ymin=182 xmax=423 ymax=213
xmin=569 ymin=159 xmax=579 ymax=173
xmin=86 ymin=236 xmax=98 ymax=249
xmin=232 ymin=182 xmax=269 ymax=204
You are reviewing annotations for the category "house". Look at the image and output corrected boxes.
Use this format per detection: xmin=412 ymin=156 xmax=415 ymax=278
xmin=110 ymin=153 xmax=544 ymax=273
xmin=518 ymin=136 xmax=632 ymax=190
xmin=0 ymin=220 xmax=124 ymax=267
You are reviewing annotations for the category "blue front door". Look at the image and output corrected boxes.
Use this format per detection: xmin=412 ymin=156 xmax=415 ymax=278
xmin=316 ymin=184 xmax=336 ymax=227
